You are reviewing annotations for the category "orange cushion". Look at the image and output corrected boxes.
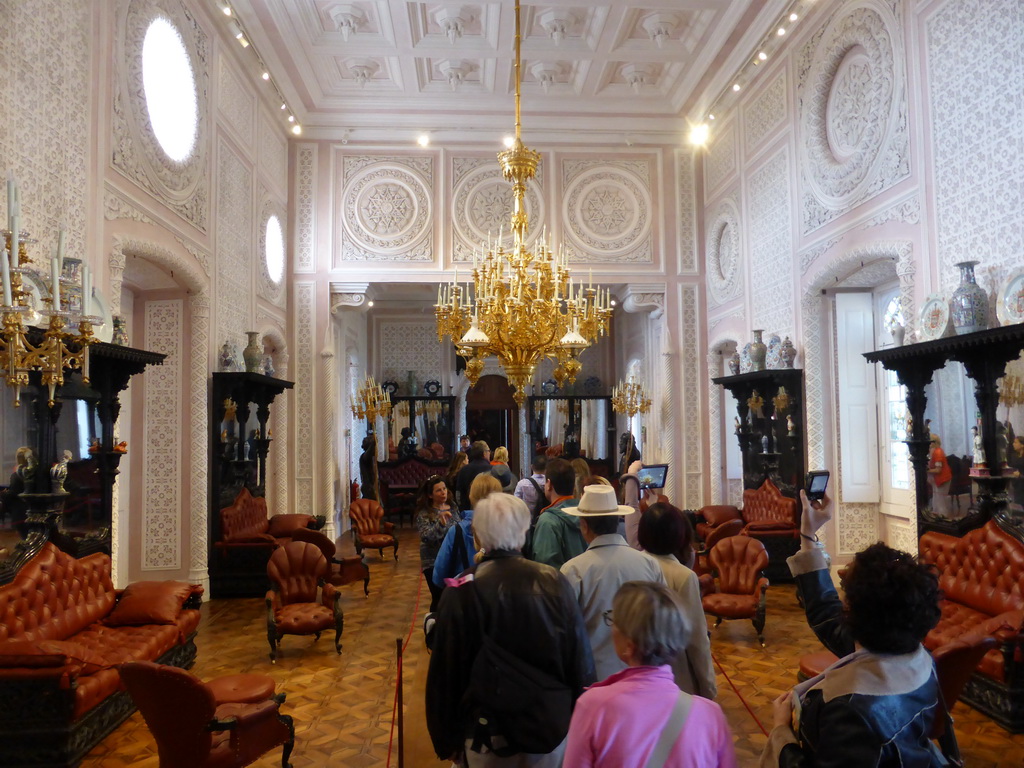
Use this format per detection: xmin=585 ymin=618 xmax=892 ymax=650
xmin=106 ymin=581 xmax=198 ymax=626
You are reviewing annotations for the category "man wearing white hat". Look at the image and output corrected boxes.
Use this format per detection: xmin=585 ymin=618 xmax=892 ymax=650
xmin=560 ymin=485 xmax=666 ymax=681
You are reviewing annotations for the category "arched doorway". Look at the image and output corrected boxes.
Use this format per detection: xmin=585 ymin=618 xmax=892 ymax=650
xmin=466 ymin=375 xmax=519 ymax=473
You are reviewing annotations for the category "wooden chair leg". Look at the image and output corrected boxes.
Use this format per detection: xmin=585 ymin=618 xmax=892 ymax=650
xmin=279 ymin=712 xmax=295 ymax=768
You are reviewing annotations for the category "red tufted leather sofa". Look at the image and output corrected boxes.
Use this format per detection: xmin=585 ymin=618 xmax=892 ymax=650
xmin=0 ymin=542 xmax=203 ymax=766
xmin=218 ymin=487 xmax=316 ymax=550
xmin=376 ymin=456 xmax=448 ymax=525
xmin=919 ymin=520 xmax=1024 ymax=732
xmin=696 ymin=479 xmax=799 ymax=583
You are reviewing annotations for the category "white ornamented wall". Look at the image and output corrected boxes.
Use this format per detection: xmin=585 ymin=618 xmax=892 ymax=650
xmin=0 ymin=0 xmax=90 ymax=261
xmin=142 ymin=299 xmax=184 ymax=570
xmin=925 ymin=0 xmax=1024 ymax=295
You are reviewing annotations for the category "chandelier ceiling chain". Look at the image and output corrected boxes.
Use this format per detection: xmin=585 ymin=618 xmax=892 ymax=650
xmin=434 ymin=0 xmax=612 ymax=406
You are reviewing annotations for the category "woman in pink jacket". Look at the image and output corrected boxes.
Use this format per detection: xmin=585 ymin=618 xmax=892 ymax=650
xmin=564 ymin=581 xmax=737 ymax=768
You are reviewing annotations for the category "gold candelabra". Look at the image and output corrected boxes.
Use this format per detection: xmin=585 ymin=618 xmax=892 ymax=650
xmin=434 ymin=0 xmax=612 ymax=406
xmin=611 ymin=377 xmax=652 ymax=418
xmin=1 ymin=226 xmax=100 ymax=408
xmin=1001 ymin=374 xmax=1023 ymax=409
xmin=350 ymin=375 xmax=392 ymax=422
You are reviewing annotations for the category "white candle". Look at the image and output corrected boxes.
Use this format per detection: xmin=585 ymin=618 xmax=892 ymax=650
xmin=57 ymin=228 xmax=66 ymax=271
xmin=10 ymin=215 xmax=18 ymax=265
xmin=1 ymin=248 xmax=11 ymax=307
xmin=6 ymin=171 xmax=13 ymax=223
xmin=82 ymin=265 xmax=91 ymax=313
xmin=51 ymin=257 xmax=61 ymax=312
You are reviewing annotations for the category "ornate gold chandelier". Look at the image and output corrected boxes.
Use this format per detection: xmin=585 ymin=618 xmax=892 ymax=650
xmin=434 ymin=0 xmax=612 ymax=406
xmin=611 ymin=377 xmax=652 ymax=418
xmin=350 ymin=375 xmax=392 ymax=422
xmin=3 ymin=178 xmax=100 ymax=408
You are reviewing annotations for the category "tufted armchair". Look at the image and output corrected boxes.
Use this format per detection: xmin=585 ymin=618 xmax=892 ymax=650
xmin=349 ymin=499 xmax=399 ymax=560
xmin=120 ymin=660 xmax=294 ymax=768
xmin=265 ymin=542 xmax=344 ymax=662
xmin=290 ymin=527 xmax=370 ymax=596
xmin=918 ymin=520 xmax=1024 ymax=730
xmin=695 ymin=504 xmax=743 ymax=542
xmin=694 ymin=518 xmax=745 ymax=592
xmin=700 ymin=535 xmax=770 ymax=646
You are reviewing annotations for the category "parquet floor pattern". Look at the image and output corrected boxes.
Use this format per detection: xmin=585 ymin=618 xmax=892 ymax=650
xmin=82 ymin=527 xmax=1024 ymax=767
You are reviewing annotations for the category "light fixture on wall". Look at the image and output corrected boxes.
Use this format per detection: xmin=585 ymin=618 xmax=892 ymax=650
xmin=693 ymin=0 xmax=814 ymax=143
xmin=611 ymin=377 xmax=652 ymax=418
xmin=2 ymin=176 xmax=102 ymax=407
xmin=434 ymin=0 xmax=612 ymax=406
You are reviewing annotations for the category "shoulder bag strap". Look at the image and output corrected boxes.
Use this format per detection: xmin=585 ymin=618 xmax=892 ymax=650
xmin=645 ymin=691 xmax=692 ymax=768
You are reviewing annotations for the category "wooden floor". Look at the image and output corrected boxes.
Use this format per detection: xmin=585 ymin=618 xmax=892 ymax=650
xmin=82 ymin=526 xmax=1024 ymax=768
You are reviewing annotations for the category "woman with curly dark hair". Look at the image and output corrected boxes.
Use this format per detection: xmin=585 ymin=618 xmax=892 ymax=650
xmin=416 ymin=474 xmax=455 ymax=612
xmin=761 ymin=487 xmax=942 ymax=767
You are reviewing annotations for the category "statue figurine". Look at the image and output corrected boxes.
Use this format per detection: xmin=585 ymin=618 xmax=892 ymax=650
xmin=787 ymin=414 xmax=796 ymax=437
xmin=88 ymin=438 xmax=102 ymax=454
xmin=972 ymin=426 xmax=986 ymax=466
xmin=734 ymin=416 xmax=741 ymax=434
xmin=51 ymin=450 xmax=72 ymax=493
xmin=113 ymin=441 xmax=128 ymax=454
xmin=761 ymin=434 xmax=769 ymax=453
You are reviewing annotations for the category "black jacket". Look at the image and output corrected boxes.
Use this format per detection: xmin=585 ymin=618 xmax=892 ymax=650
xmin=456 ymin=458 xmax=495 ymax=509
xmin=425 ymin=550 xmax=596 ymax=760
xmin=764 ymin=549 xmax=940 ymax=768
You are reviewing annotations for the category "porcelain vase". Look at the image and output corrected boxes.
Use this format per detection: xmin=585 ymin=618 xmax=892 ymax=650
xmin=780 ymin=336 xmax=797 ymax=368
xmin=111 ymin=315 xmax=129 ymax=346
xmin=749 ymin=330 xmax=767 ymax=372
xmin=219 ymin=341 xmax=236 ymax=372
xmin=242 ymin=332 xmax=263 ymax=373
xmin=728 ymin=351 xmax=741 ymax=376
xmin=951 ymin=260 xmax=989 ymax=335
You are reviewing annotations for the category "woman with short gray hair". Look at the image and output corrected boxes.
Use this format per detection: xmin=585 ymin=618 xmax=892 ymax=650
xmin=564 ymin=582 xmax=737 ymax=768
xmin=427 ymin=492 xmax=595 ymax=767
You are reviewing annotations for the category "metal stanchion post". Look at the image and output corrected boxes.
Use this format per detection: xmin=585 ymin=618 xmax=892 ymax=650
xmin=396 ymin=637 xmax=404 ymax=768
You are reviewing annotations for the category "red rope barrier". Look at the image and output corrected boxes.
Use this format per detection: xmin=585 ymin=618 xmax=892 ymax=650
xmin=712 ymin=652 xmax=769 ymax=737
xmin=386 ymin=569 xmax=425 ymax=768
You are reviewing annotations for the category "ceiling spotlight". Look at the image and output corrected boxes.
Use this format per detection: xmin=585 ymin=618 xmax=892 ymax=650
xmin=288 ymin=115 xmax=295 ymax=123
xmin=217 ymin=1 xmax=232 ymax=16
xmin=367 ymin=300 xmax=375 ymax=307
xmin=688 ymin=123 xmax=710 ymax=146
xmin=777 ymin=27 xmax=786 ymax=36
xmin=758 ymin=51 xmax=767 ymax=61
xmin=789 ymin=13 xmax=799 ymax=22
xmin=417 ymin=134 xmax=430 ymax=147
xmin=610 ymin=299 xmax=617 ymax=307
xmin=291 ymin=124 xmax=302 ymax=135
xmin=280 ymin=103 xmax=287 ymax=110
xmin=503 ymin=135 xmax=515 ymax=148
xmin=732 ymin=83 xmax=741 ymax=92
xmin=708 ymin=113 xmax=715 ymax=120
xmin=238 ymin=36 xmax=249 ymax=48
xmin=262 ymin=71 xmax=270 ymax=80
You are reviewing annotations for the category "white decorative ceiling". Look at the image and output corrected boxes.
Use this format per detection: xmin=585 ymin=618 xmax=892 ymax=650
xmin=234 ymin=0 xmax=782 ymax=145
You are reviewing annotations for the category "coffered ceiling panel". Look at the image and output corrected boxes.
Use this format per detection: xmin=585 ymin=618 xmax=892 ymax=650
xmin=237 ymin=0 xmax=774 ymax=142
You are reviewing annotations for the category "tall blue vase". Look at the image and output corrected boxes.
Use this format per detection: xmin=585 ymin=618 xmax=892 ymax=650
xmin=950 ymin=261 xmax=989 ymax=335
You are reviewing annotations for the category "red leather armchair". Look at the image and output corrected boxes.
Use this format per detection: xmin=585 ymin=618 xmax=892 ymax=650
xmin=349 ymin=499 xmax=399 ymax=560
xmin=701 ymin=535 xmax=770 ymax=646
xmin=695 ymin=504 xmax=742 ymax=542
xmin=119 ymin=660 xmax=294 ymax=768
xmin=290 ymin=527 xmax=370 ymax=596
xmin=266 ymin=542 xmax=344 ymax=662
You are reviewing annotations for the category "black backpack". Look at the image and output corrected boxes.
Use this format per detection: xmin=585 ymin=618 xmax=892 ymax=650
xmin=525 ymin=477 xmax=547 ymax=516
xmin=467 ymin=582 xmax=573 ymax=757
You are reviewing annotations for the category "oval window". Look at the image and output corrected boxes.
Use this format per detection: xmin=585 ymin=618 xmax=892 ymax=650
xmin=141 ymin=17 xmax=198 ymax=163
xmin=265 ymin=215 xmax=285 ymax=284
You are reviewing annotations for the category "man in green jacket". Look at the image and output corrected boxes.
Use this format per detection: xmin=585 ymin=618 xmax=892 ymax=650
xmin=530 ymin=458 xmax=587 ymax=568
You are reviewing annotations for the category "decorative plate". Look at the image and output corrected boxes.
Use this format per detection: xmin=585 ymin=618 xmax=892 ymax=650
xmin=381 ymin=380 xmax=399 ymax=395
xmin=918 ymin=293 xmax=952 ymax=341
xmin=423 ymin=379 xmax=441 ymax=396
xmin=765 ymin=334 xmax=782 ymax=369
xmin=740 ymin=343 xmax=752 ymax=373
xmin=541 ymin=378 xmax=559 ymax=396
xmin=582 ymin=375 xmax=601 ymax=395
xmin=996 ymin=268 xmax=1024 ymax=326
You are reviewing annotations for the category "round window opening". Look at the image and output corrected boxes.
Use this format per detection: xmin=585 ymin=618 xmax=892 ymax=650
xmin=265 ymin=215 xmax=285 ymax=284
xmin=141 ymin=17 xmax=198 ymax=163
